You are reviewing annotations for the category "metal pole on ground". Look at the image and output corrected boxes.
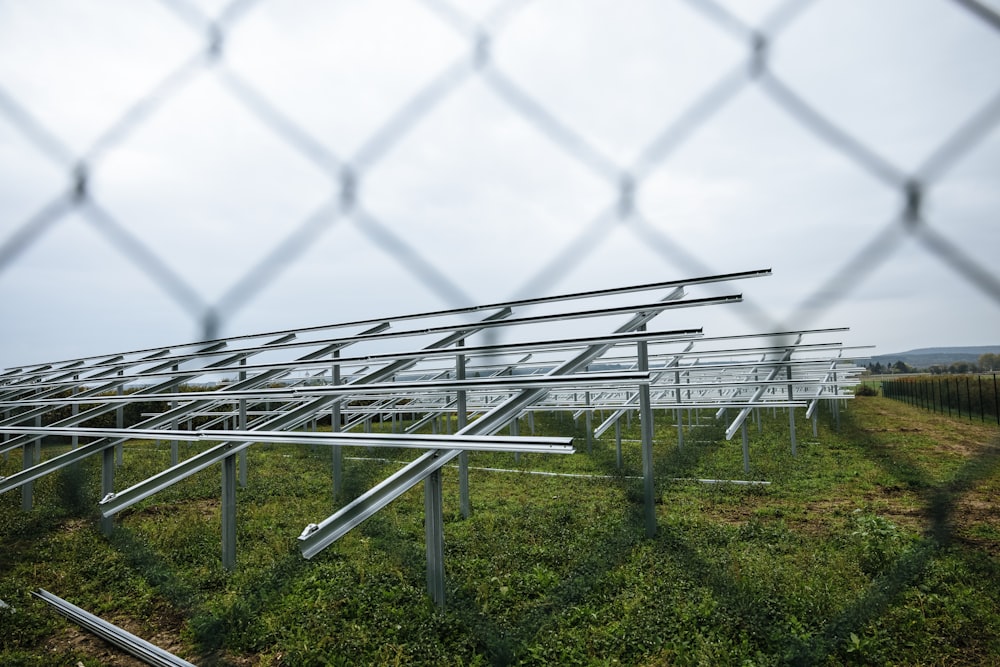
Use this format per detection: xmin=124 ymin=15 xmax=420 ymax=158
xmin=101 ymin=447 xmax=114 ymax=536
xmin=424 ymin=468 xmax=445 ymax=607
xmin=222 ymin=453 xmax=236 ymax=571
xmin=457 ymin=340 xmax=470 ymax=518
xmin=239 ymin=359 xmax=247 ymax=487
xmin=638 ymin=328 xmax=656 ymax=538
xmin=787 ymin=364 xmax=797 ymax=456
xmin=332 ymin=351 xmax=343 ymax=499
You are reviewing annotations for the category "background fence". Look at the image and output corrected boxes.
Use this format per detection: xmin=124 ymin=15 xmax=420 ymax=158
xmin=1 ymin=0 xmax=999 ymax=369
xmin=882 ymin=373 xmax=1000 ymax=424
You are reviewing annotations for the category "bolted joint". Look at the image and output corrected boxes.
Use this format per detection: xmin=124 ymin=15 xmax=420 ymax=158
xmin=474 ymin=32 xmax=491 ymax=69
xmin=750 ymin=32 xmax=768 ymax=78
xmin=904 ymin=179 xmax=922 ymax=226
xmin=100 ymin=492 xmax=117 ymax=504
xmin=73 ymin=164 xmax=89 ymax=202
xmin=299 ymin=523 xmax=319 ymax=539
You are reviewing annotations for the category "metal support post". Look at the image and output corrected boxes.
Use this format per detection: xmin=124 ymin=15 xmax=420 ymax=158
xmin=674 ymin=370 xmax=683 ymax=449
xmin=585 ymin=391 xmax=593 ymax=454
xmin=71 ymin=377 xmax=79 ymax=449
xmin=615 ymin=418 xmax=623 ymax=469
xmin=456 ymin=341 xmax=470 ymax=518
xmin=332 ymin=351 xmax=342 ymax=499
xmin=638 ymin=330 xmax=656 ymax=538
xmin=115 ymin=374 xmax=123 ymax=467
xmin=833 ymin=371 xmax=841 ymax=431
xmin=101 ymin=447 xmax=114 ymax=536
xmin=239 ymin=360 xmax=248 ymax=488
xmin=512 ymin=416 xmax=520 ymax=464
xmin=21 ymin=444 xmax=32 ymax=511
xmin=787 ymin=365 xmax=796 ymax=456
xmin=171 ymin=365 xmax=179 ymax=465
xmin=424 ymin=468 xmax=446 ymax=607
xmin=222 ymin=453 xmax=236 ymax=572
xmin=741 ymin=419 xmax=750 ymax=474
xmin=812 ymin=409 xmax=818 ymax=437
xmin=22 ymin=416 xmax=43 ymax=511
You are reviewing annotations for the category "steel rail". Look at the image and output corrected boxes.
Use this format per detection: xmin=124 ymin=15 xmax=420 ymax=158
xmin=4 ymin=294 xmax=734 ymax=388
xmin=4 ymin=268 xmax=770 ymax=374
xmin=0 ymin=328 xmax=379 ymax=493
xmin=30 ymin=328 xmax=704 ymax=387
xmin=98 ymin=308 xmax=516 ymax=517
xmin=0 ymin=425 xmax=574 ymax=454
xmin=0 ymin=370 xmax=653 ymax=406
xmin=0 ymin=341 xmax=232 ymax=455
xmin=32 ymin=589 xmax=196 ymax=667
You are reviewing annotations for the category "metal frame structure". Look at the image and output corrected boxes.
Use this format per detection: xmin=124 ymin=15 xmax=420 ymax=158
xmin=32 ymin=589 xmax=196 ymax=667
xmin=1 ymin=269 xmax=865 ymax=606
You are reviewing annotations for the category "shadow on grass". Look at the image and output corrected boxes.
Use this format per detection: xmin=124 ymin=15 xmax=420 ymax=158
xmin=450 ymin=407 xmax=999 ymax=665
xmin=444 ymin=414 xmax=726 ymax=665
xmin=92 ymin=407 xmax=1000 ymax=665
xmin=446 ymin=505 xmax=646 ymax=666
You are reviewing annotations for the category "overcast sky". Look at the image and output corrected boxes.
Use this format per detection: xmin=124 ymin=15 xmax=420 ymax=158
xmin=1 ymin=0 xmax=999 ymax=370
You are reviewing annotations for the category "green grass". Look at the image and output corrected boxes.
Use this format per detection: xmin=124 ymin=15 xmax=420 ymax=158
xmin=1 ymin=398 xmax=999 ymax=665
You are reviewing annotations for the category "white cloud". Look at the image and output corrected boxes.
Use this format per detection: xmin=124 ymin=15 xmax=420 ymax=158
xmin=0 ymin=0 xmax=998 ymax=369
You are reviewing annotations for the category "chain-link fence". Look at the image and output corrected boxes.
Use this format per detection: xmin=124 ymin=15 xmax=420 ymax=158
xmin=1 ymin=0 xmax=999 ymax=368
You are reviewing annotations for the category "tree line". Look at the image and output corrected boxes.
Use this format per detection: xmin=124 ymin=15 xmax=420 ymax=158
xmin=866 ymin=352 xmax=998 ymax=375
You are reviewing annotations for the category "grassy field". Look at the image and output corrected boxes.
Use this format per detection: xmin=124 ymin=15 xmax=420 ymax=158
xmin=1 ymin=397 xmax=999 ymax=666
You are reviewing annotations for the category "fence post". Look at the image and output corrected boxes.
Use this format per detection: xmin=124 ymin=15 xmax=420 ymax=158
xmin=978 ymin=376 xmax=984 ymax=423
xmin=995 ymin=374 xmax=999 ymax=426
xmin=966 ymin=376 xmax=972 ymax=421
xmin=956 ymin=377 xmax=962 ymax=419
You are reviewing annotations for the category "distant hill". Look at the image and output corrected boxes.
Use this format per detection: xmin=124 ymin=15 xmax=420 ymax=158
xmin=870 ymin=345 xmax=1000 ymax=368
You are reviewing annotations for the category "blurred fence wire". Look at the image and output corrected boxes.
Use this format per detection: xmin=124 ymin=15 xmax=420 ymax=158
xmin=1 ymin=0 xmax=999 ymax=362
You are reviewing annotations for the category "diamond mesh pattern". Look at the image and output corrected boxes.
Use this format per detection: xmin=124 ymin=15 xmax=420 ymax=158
xmin=1 ymin=0 xmax=999 ymax=364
